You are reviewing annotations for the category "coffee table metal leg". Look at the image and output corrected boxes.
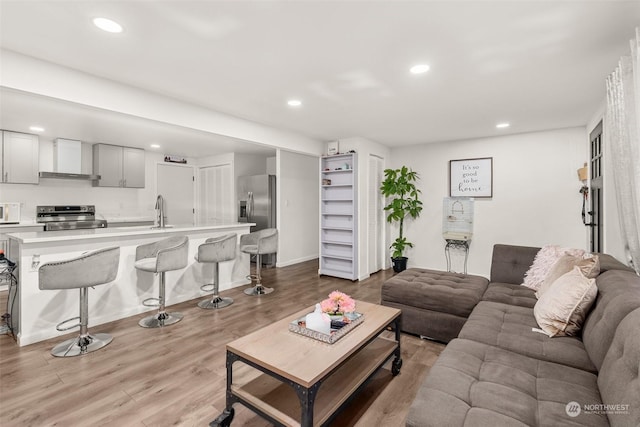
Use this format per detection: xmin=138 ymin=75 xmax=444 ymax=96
xmin=211 ymin=351 xmax=238 ymax=426
xmin=295 ymin=382 xmax=321 ymax=427
xmin=392 ymin=316 xmax=403 ymax=376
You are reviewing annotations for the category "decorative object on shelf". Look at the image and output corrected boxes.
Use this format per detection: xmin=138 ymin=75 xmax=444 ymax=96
xmin=289 ymin=311 xmax=364 ymax=344
xmin=321 ymin=290 xmax=356 ymax=318
xmin=449 ymin=157 xmax=493 ymax=198
xmin=322 ymin=179 xmax=332 ymax=186
xmin=164 ymin=155 xmax=187 ymax=164
xmin=327 ymin=140 xmax=339 ymax=155
xmin=380 ymin=166 xmax=423 ymax=272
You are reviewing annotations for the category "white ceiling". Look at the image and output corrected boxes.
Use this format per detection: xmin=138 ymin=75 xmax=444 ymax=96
xmin=0 ymin=88 xmax=276 ymax=157
xmin=1 ymin=1 xmax=639 ymax=153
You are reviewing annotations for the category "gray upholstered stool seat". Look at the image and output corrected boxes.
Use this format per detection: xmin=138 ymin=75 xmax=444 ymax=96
xmin=38 ymin=246 xmax=120 ymax=357
xmin=194 ymin=233 xmax=236 ymax=309
xmin=134 ymin=235 xmax=189 ymax=328
xmin=240 ymin=228 xmax=278 ymax=296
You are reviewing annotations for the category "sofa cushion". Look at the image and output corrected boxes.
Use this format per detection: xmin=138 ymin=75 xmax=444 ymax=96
xmin=458 ymin=301 xmax=596 ymax=372
xmin=490 ymin=244 xmax=540 ymax=285
xmin=582 ymin=270 xmax=640 ymax=371
xmin=534 ymin=266 xmax=598 ymax=337
xmin=381 ymin=268 xmax=488 ymax=318
xmin=597 ymin=308 xmax=640 ymax=427
xmin=406 ymin=338 xmax=609 ymax=427
xmin=482 ymin=282 xmax=537 ymax=308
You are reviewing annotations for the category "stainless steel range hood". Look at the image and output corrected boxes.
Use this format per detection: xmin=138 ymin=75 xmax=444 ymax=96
xmin=39 ymin=171 xmax=100 ymax=180
xmin=39 ymin=138 xmax=100 ymax=180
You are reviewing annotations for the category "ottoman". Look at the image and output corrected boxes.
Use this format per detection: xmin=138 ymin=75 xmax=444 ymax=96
xmin=381 ymin=268 xmax=489 ymax=343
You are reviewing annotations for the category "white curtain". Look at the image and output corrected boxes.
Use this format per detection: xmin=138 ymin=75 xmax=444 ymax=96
xmin=604 ymin=27 xmax=640 ymax=274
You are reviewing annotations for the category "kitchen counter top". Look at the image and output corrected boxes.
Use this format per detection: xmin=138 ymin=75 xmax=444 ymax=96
xmin=7 ymin=222 xmax=254 ymax=244
xmin=0 ymin=222 xmax=44 ymax=229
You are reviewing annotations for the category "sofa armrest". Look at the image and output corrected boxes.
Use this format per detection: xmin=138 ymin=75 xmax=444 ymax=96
xmin=490 ymin=244 xmax=540 ymax=285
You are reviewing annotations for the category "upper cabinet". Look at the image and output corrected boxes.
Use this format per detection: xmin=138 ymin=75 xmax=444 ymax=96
xmin=1 ymin=131 xmax=40 ymax=184
xmin=93 ymin=143 xmax=145 ymax=188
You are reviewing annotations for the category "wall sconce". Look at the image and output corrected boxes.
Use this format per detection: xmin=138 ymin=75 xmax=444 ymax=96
xmin=577 ymin=162 xmax=594 ymax=226
xmin=577 ymin=162 xmax=588 ymax=183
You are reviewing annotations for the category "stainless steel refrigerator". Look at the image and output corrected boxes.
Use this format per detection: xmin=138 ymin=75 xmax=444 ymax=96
xmin=237 ymin=174 xmax=277 ymax=265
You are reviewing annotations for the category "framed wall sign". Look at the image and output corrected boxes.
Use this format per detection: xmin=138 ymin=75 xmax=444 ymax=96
xmin=449 ymin=157 xmax=493 ymax=198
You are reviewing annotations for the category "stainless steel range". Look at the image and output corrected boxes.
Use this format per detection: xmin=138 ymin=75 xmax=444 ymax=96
xmin=36 ymin=205 xmax=108 ymax=231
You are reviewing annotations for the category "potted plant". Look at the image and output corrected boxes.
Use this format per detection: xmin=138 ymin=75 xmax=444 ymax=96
xmin=380 ymin=166 xmax=423 ymax=272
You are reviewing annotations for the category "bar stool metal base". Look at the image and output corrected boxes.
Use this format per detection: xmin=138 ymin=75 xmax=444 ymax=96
xmin=198 ymin=295 xmax=234 ymax=309
xmin=138 ymin=311 xmax=183 ymax=328
xmin=244 ymin=285 xmax=274 ymax=296
xmin=51 ymin=332 xmax=113 ymax=357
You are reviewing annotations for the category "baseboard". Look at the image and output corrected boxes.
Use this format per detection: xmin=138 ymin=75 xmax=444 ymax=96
xmin=276 ymin=254 xmax=318 ymax=268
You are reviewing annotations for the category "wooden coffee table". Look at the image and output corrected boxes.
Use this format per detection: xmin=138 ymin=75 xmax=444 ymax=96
xmin=210 ymin=300 xmax=402 ymax=427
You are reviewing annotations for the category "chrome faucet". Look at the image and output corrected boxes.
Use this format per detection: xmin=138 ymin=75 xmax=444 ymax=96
xmin=155 ymin=194 xmax=166 ymax=228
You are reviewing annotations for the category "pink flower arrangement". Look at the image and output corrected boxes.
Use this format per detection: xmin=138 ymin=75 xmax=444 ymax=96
xmin=320 ymin=290 xmax=356 ymax=314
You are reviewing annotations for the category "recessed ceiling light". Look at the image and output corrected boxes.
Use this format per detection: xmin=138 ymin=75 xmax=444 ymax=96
xmin=496 ymin=122 xmax=510 ymax=129
xmin=29 ymin=126 xmax=45 ymax=132
xmin=93 ymin=17 xmax=123 ymax=33
xmin=150 ymin=144 xmax=161 ymax=149
xmin=287 ymin=99 xmax=302 ymax=107
xmin=410 ymin=64 xmax=430 ymax=74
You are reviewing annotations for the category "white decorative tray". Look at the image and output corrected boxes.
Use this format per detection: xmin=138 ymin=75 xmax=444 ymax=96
xmin=289 ymin=312 xmax=364 ymax=344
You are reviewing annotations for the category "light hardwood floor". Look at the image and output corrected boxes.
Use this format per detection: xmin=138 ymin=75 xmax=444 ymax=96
xmin=0 ymin=260 xmax=444 ymax=427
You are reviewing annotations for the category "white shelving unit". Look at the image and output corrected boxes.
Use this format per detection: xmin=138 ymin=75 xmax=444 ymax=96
xmin=319 ymin=153 xmax=357 ymax=280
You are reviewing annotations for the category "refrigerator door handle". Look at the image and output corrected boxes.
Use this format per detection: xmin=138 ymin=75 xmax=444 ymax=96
xmin=247 ymin=191 xmax=254 ymax=222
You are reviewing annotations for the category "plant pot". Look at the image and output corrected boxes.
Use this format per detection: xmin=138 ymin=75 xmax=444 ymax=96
xmin=391 ymin=257 xmax=408 ymax=273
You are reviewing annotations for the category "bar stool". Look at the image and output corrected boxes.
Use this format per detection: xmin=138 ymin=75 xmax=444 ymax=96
xmin=135 ymin=235 xmax=189 ymax=328
xmin=240 ymin=228 xmax=278 ymax=296
xmin=38 ymin=246 xmax=120 ymax=357
xmin=195 ymin=234 xmax=237 ymax=309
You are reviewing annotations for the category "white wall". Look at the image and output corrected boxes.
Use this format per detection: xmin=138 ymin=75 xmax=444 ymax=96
xmin=276 ymin=150 xmax=319 ymax=267
xmin=1 ymin=150 xmax=172 ymax=222
xmin=337 ymin=137 xmax=391 ymax=279
xmin=389 ymin=127 xmax=589 ymax=278
xmin=234 ymin=153 xmax=269 ymax=177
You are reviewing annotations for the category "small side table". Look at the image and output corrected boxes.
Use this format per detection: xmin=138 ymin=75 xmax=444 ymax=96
xmin=445 ymin=239 xmax=470 ymax=274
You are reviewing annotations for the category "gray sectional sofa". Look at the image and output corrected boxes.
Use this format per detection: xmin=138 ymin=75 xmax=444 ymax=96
xmin=386 ymin=244 xmax=640 ymax=427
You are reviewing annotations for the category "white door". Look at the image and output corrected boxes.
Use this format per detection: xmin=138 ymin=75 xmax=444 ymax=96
xmin=368 ymin=155 xmax=385 ymax=274
xmin=157 ymin=163 xmax=195 ymax=226
xmin=198 ymin=163 xmax=233 ymax=223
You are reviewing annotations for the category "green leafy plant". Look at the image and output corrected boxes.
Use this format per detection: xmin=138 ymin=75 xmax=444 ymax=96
xmin=380 ymin=166 xmax=423 ymax=259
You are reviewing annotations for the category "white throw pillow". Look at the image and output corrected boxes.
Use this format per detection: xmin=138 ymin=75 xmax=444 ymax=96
xmin=523 ymin=245 xmax=564 ymax=290
xmin=535 ymin=254 xmax=600 ymax=299
xmin=533 ymin=266 xmax=598 ymax=337
xmin=522 ymin=245 xmax=588 ymax=290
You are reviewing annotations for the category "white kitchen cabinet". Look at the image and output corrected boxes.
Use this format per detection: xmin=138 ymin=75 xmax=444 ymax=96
xmin=93 ymin=143 xmax=145 ymax=188
xmin=1 ymin=131 xmax=39 ymax=184
xmin=122 ymin=147 xmax=145 ymax=188
xmin=319 ymin=153 xmax=358 ymax=280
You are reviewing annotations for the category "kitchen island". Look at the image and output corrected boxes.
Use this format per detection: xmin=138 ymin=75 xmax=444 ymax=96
xmin=7 ymin=222 xmax=254 ymax=346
